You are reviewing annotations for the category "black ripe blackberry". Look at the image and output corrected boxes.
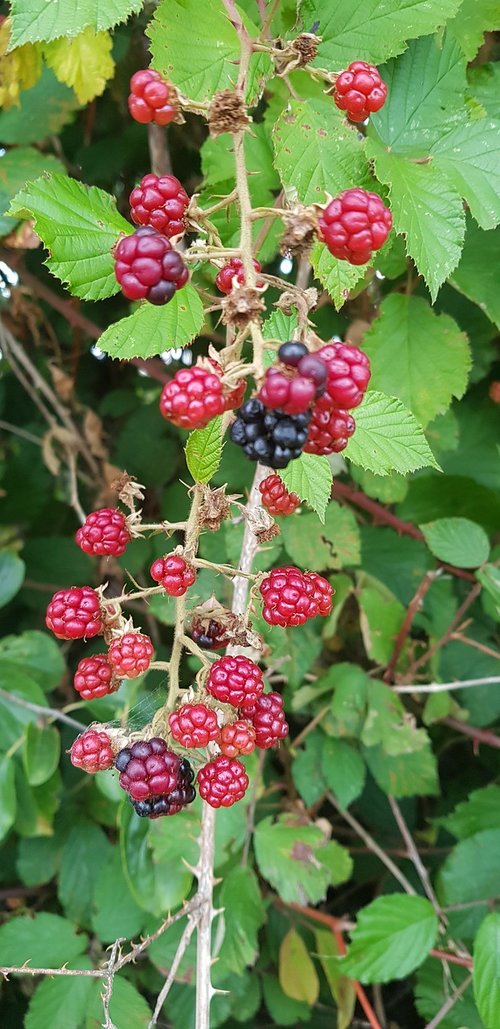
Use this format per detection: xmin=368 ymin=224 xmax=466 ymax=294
xmin=230 ymin=398 xmax=311 ymax=469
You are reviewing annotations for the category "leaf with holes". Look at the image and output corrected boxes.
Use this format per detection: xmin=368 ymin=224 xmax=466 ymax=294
xmin=186 ymin=417 xmax=224 ymax=484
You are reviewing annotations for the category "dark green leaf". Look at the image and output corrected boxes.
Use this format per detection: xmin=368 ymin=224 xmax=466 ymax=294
xmin=0 ymin=550 xmax=25 ymax=606
xmin=342 ymin=895 xmax=439 ymax=983
xmin=23 ymin=723 xmax=60 ymax=786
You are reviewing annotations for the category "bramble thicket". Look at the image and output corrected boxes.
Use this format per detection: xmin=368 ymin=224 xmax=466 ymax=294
xmin=0 ymin=1 xmax=499 ymax=1028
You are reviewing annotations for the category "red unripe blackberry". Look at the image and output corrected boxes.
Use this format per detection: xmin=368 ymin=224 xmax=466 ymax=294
xmin=206 ymin=655 xmax=264 ymax=709
xmin=130 ymin=173 xmax=189 ymax=238
xmin=128 ymin=69 xmax=177 ymax=126
xmin=169 ymin=703 xmax=219 ymax=748
xmin=73 ymin=654 xmax=121 ymax=701
xmin=114 ymin=226 xmax=188 ymax=304
xmin=197 ymin=755 xmax=249 ymax=808
xmin=190 ymin=619 xmax=229 ymax=650
xmin=259 ymin=475 xmax=300 ymax=516
xmin=259 ymin=366 xmax=317 ymax=415
xmin=150 ymin=555 xmax=196 ymax=597
xmin=215 ymin=257 xmax=263 ymax=294
xmin=159 ymin=363 xmax=225 ymax=429
xmin=108 ymin=632 xmax=153 ymax=678
xmin=315 ymin=342 xmax=371 ymax=410
xmin=245 ymin=692 xmax=289 ymax=749
xmin=218 ymin=720 xmax=256 ymax=758
xmin=46 ymin=586 xmax=102 ymax=640
xmin=319 ymin=189 xmax=392 ymax=265
xmin=75 ymin=508 xmax=130 ymax=558
xmin=115 ymin=737 xmax=182 ymax=801
xmin=260 ymin=566 xmax=333 ymax=627
xmin=70 ymin=730 xmax=114 ymax=774
xmin=334 ymin=61 xmax=387 ymax=122
xmin=304 ymin=406 xmax=355 ymax=455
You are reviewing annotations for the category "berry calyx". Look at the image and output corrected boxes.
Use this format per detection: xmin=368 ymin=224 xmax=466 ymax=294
xmin=75 ymin=507 xmax=130 ymax=558
xmin=230 ymin=398 xmax=311 ymax=470
xmin=315 ymin=342 xmax=371 ymax=410
xmin=260 ymin=566 xmax=333 ymax=627
xmin=129 ymin=173 xmax=189 ymax=238
xmin=45 ymin=586 xmax=102 ymax=641
xmin=108 ymin=632 xmax=154 ymax=678
xmin=128 ymin=69 xmax=177 ymax=126
xmin=115 ymin=737 xmax=184 ymax=800
xmin=73 ymin=654 xmax=121 ymax=701
xmin=190 ymin=618 xmax=230 ymax=650
xmin=319 ymin=188 xmax=392 ymax=265
xmin=114 ymin=226 xmax=189 ymax=305
xmin=218 ymin=720 xmax=256 ymax=758
xmin=245 ymin=692 xmax=289 ymax=749
xmin=206 ymin=655 xmax=264 ymax=709
xmin=70 ymin=730 xmax=114 ymax=774
xmin=169 ymin=703 xmax=220 ymax=749
xmin=215 ymin=257 xmax=262 ymax=294
xmin=259 ymin=474 xmax=300 ymax=516
xmin=334 ymin=61 xmax=387 ymax=122
xmin=304 ymin=406 xmax=355 ymax=455
xmin=150 ymin=555 xmax=196 ymax=597
xmin=197 ymin=755 xmax=249 ymax=808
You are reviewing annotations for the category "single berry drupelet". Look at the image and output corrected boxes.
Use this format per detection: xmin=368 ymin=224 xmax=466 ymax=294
xmin=70 ymin=730 xmax=114 ymax=774
xmin=128 ymin=69 xmax=177 ymax=126
xmin=130 ymin=173 xmax=189 ymax=237
xmin=319 ymin=189 xmax=392 ymax=265
xmin=259 ymin=475 xmax=300 ymax=516
xmin=150 ymin=555 xmax=196 ymax=597
xmin=278 ymin=341 xmax=308 ymax=367
xmin=206 ymin=654 xmax=264 ymax=709
xmin=197 ymin=755 xmax=249 ymax=808
xmin=315 ymin=341 xmax=371 ymax=410
xmin=108 ymin=632 xmax=153 ymax=678
xmin=169 ymin=703 xmax=219 ymax=749
xmin=218 ymin=720 xmax=256 ymax=758
xmin=245 ymin=692 xmax=288 ymax=749
xmin=260 ymin=566 xmax=333 ymax=627
xmin=46 ymin=586 xmax=102 ymax=640
xmin=230 ymin=398 xmax=311 ymax=470
xmin=215 ymin=257 xmax=262 ymax=294
xmin=73 ymin=654 xmax=121 ymax=701
xmin=75 ymin=507 xmax=130 ymax=558
xmin=191 ymin=618 xmax=230 ymax=650
xmin=304 ymin=406 xmax=355 ymax=455
xmin=114 ymin=226 xmax=188 ymax=305
xmin=334 ymin=61 xmax=387 ymax=122
xmin=159 ymin=363 xmax=225 ymax=429
xmin=115 ymin=737 xmax=184 ymax=801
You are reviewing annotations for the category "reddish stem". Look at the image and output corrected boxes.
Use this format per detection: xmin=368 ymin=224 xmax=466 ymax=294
xmin=443 ymin=717 xmax=500 ymax=751
xmin=383 ymin=569 xmax=438 ymax=683
xmin=430 ymin=949 xmax=473 ymax=969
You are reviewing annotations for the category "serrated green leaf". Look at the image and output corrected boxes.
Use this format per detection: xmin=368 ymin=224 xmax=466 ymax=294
xmin=279 ymin=929 xmax=319 ymax=1005
xmin=218 ymin=866 xmax=266 ymax=975
xmin=25 ymin=961 xmax=93 ymax=1029
xmin=442 ymin=786 xmax=500 ymax=840
xmin=0 ymin=67 xmax=77 ymax=145
xmin=281 ymin=503 xmax=360 ymax=569
xmin=262 ymin=307 xmax=298 ymax=342
xmin=468 ymin=63 xmax=500 ymax=120
xmin=362 ymin=294 xmax=470 ymax=426
xmin=96 ymin=284 xmax=204 ymax=358
xmin=185 ymin=417 xmax=224 ymax=484
xmin=24 ymin=723 xmax=60 ymax=786
xmin=430 ymin=118 xmax=500 ymax=231
xmin=0 ymin=147 xmax=64 ymax=234
xmin=450 ymin=219 xmax=500 ymax=329
xmin=450 ymin=0 xmax=500 ymax=60
xmin=278 ymin=452 xmax=332 ymax=523
xmin=9 ymin=174 xmax=130 ymax=300
xmin=474 ymin=913 xmax=500 ymax=1028
xmin=345 ymin=391 xmax=439 ymax=476
xmin=300 ymin=0 xmax=462 ymax=67
xmin=321 ymin=738 xmax=366 ymax=809
xmin=0 ymin=550 xmax=25 ymax=605
xmin=364 ymin=739 xmax=439 ymax=797
xmin=8 ymin=0 xmax=142 ymax=47
xmin=254 ymin=814 xmax=352 ymax=905
xmin=202 ymin=122 xmax=280 ymax=193
xmin=342 ymin=895 xmax=439 ymax=983
xmin=0 ymin=756 xmax=16 ymax=843
xmin=0 ymin=912 xmax=87 ymax=967
xmin=310 ymin=241 xmax=367 ymax=310
xmin=85 ymin=975 xmax=152 ymax=1028
xmin=420 ymin=517 xmax=490 ymax=568
xmin=44 ymin=28 xmax=114 ymax=105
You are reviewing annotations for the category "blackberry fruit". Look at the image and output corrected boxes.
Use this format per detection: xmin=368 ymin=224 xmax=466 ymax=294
xmin=230 ymin=398 xmax=311 ymax=470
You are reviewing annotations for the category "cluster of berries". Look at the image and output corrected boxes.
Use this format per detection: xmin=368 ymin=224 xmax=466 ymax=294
xmin=159 ymin=358 xmax=245 ymax=430
xmin=260 ymin=566 xmax=333 ymax=626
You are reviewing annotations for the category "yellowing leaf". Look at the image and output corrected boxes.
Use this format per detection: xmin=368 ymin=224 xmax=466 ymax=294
xmin=279 ymin=929 xmax=319 ymax=1005
xmin=0 ymin=20 xmax=41 ymax=109
xmin=44 ymin=28 xmax=114 ymax=104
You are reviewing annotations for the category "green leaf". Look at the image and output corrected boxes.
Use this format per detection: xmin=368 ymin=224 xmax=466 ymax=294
xmin=438 ymin=829 xmax=500 ymax=938
xmin=310 ymin=241 xmax=367 ymax=311
xmin=321 ymin=738 xmax=366 ymax=810
xmin=0 ymin=756 xmax=16 ymax=843
xmin=273 ymin=98 xmax=369 ymax=206
xmin=345 ymin=391 xmax=440 ymax=476
xmin=185 ymin=417 xmax=224 ymax=484
xmin=262 ymin=308 xmax=298 ymax=343
xmin=430 ymin=118 xmax=500 ymax=232
xmin=420 ymin=517 xmax=490 ymax=568
xmin=120 ymin=803 xmax=199 ymax=914
xmin=218 ymin=866 xmax=266 ymax=974
xmin=0 ymin=631 xmax=64 ymax=693
xmin=441 ymin=786 xmax=500 ymax=840
xmin=0 ymin=550 xmax=25 ymax=606
xmin=329 ymin=664 xmax=370 ymax=738
xmin=476 ymin=564 xmax=500 ymax=615
xmin=0 ymin=912 xmax=87 ymax=967
xmin=474 ymin=913 xmax=500 ymax=1028
xmin=262 ymin=975 xmax=311 ymax=1025
xmin=25 ymin=961 xmax=93 ymax=1029
xmin=279 ymin=929 xmax=319 ymax=1005
xmin=301 ymin=0 xmax=462 ymax=66
xmin=58 ymin=823 xmax=112 ymax=925
xmin=9 ymin=0 xmax=142 ymax=46
xmin=85 ymin=975 xmax=152 ymax=1028
xmin=364 ymin=740 xmax=439 ymax=798
xmin=362 ymin=295 xmax=470 ymax=427
xmin=0 ymin=67 xmax=77 ymax=145
xmin=314 ymin=929 xmax=356 ymax=1029
xmin=416 ymin=958 xmax=483 ymax=1029
xmin=280 ymin=503 xmax=360 ymax=570
xmin=358 ymin=581 xmax=406 ymax=665
xmin=468 ymin=63 xmax=500 ymax=120
xmin=254 ymin=814 xmax=352 ymax=905
xmin=44 ymin=28 xmax=114 ymax=105
xmin=278 ymin=452 xmax=333 ymax=523
xmin=96 ymin=284 xmax=204 ymax=358
xmin=342 ymin=895 xmax=439 ymax=983
xmin=23 ymin=723 xmax=60 ymax=786
xmin=450 ymin=220 xmax=500 ymax=329
xmin=0 ymin=147 xmax=64 ymax=234
xmin=9 ymin=174 xmax=130 ymax=300
xmin=292 ymin=732 xmax=328 ymax=806
xmin=450 ymin=0 xmax=500 ymax=60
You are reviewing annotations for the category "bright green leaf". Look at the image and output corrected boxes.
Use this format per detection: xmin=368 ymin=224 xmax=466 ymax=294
xmin=218 ymin=866 xmax=266 ymax=974
xmin=473 ymin=913 xmax=500 ymax=1028
xmin=25 ymin=960 xmax=93 ymax=1029
xmin=345 ymin=391 xmax=440 ymax=476
xmin=91 ymin=850 xmax=145 ymax=943
xmin=341 ymin=895 xmax=439 ymax=983
xmin=262 ymin=307 xmax=298 ymax=343
xmin=450 ymin=0 xmax=500 ymax=60
xmin=441 ymin=786 xmax=500 ymax=840
xmin=420 ymin=517 xmax=490 ymax=568
xmin=24 ymin=723 xmax=60 ymax=786
xmin=44 ymin=28 xmax=114 ymax=105
xmin=186 ymin=417 xmax=224 ymax=484
xmin=85 ymin=975 xmax=152 ymax=1028
xmin=329 ymin=664 xmax=370 ymax=738
xmin=278 ymin=452 xmax=333 ymax=523
xmin=292 ymin=732 xmax=328 ymax=806
xmin=0 ymin=147 xmax=64 ymax=234
xmin=321 ymin=738 xmax=366 ymax=809
xmin=9 ymin=0 xmax=142 ymax=46
xmin=0 ymin=550 xmax=25 ymax=606
xmin=96 ymin=284 xmax=204 ymax=358
xmin=310 ymin=241 xmax=367 ymax=311
xmin=358 ymin=582 xmax=406 ymax=664
xmin=0 ymin=912 xmax=87 ymax=967
xmin=58 ymin=823 xmax=112 ymax=925
xmin=476 ymin=564 xmax=500 ymax=614
xmin=279 ymin=929 xmax=319 ymax=1005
